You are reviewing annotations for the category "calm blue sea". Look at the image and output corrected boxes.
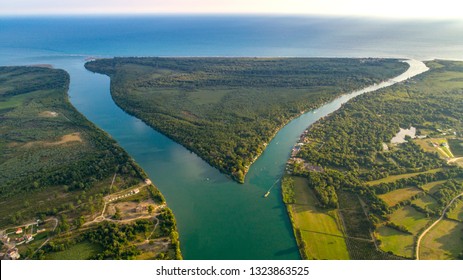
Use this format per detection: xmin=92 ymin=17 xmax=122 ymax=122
xmin=1 ymin=16 xmax=463 ymax=61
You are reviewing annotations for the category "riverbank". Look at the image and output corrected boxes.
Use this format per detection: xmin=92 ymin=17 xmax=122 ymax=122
xmin=0 ymin=66 xmax=181 ymax=260
xmin=283 ymin=59 xmax=431 ymax=259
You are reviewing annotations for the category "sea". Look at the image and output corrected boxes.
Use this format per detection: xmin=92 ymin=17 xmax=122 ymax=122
xmin=1 ymin=16 xmax=463 ymax=60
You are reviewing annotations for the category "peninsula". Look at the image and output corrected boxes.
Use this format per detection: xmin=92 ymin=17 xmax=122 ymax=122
xmin=85 ymin=57 xmax=407 ymax=183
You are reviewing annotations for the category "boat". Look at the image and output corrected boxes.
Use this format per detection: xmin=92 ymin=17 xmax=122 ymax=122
xmin=264 ymin=191 xmax=270 ymax=198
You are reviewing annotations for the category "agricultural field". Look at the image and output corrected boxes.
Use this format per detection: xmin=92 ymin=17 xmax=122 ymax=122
xmin=286 ymin=60 xmax=463 ymax=259
xmin=86 ymin=57 xmax=407 ymax=183
xmin=288 ymin=176 xmax=349 ymax=260
xmin=419 ymin=219 xmax=463 ymax=260
xmin=0 ymin=66 xmax=180 ymax=260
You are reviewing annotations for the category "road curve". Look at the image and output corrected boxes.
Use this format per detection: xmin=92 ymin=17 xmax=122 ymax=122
xmin=416 ymin=192 xmax=463 ymax=260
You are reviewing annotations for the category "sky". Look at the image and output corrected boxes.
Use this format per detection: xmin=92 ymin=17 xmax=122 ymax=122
xmin=0 ymin=0 xmax=461 ymax=19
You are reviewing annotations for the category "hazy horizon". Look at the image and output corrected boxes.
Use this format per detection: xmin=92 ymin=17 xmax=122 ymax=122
xmin=1 ymin=0 xmax=461 ymax=20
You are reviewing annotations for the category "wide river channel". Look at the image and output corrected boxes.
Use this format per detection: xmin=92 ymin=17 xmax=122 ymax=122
xmin=7 ymin=56 xmax=428 ymax=259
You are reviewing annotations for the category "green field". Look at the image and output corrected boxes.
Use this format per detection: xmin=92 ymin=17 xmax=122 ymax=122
xmin=389 ymin=206 xmax=431 ymax=235
xmin=45 ymin=241 xmax=103 ymax=260
xmin=86 ymin=57 xmax=407 ymax=182
xmin=378 ymin=187 xmax=422 ymax=207
xmin=376 ymin=225 xmax=414 ymax=258
xmin=289 ymin=177 xmax=349 ymax=260
xmin=420 ymin=219 xmax=463 ymax=260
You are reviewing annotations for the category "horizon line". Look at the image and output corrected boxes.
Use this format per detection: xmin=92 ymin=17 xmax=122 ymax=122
xmin=0 ymin=12 xmax=461 ymax=22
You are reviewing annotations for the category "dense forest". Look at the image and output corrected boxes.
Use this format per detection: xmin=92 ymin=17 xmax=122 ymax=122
xmin=0 ymin=66 xmax=180 ymax=259
xmin=286 ymin=60 xmax=463 ymax=259
xmin=86 ymin=57 xmax=407 ymax=182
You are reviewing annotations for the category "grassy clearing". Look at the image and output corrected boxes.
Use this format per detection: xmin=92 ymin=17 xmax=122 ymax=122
xmin=421 ymin=180 xmax=447 ymax=194
xmin=366 ymin=168 xmax=444 ymax=186
xmin=411 ymin=195 xmax=440 ymax=212
xmin=420 ymin=219 xmax=463 ymax=260
xmin=45 ymin=241 xmax=103 ymax=260
xmin=290 ymin=177 xmax=349 ymax=260
xmin=378 ymin=187 xmax=422 ymax=207
xmin=447 ymin=199 xmax=463 ymax=222
xmin=389 ymin=206 xmax=431 ymax=235
xmin=376 ymin=225 xmax=414 ymax=258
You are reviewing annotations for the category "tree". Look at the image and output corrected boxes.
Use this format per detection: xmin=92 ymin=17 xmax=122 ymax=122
xmin=113 ymin=207 xmax=121 ymax=220
xmin=148 ymin=205 xmax=155 ymax=215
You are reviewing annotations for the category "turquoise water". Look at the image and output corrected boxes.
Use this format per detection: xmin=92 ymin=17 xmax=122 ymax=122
xmin=0 ymin=16 xmax=461 ymax=259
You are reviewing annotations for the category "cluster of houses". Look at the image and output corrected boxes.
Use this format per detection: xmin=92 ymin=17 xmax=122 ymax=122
xmin=287 ymin=130 xmax=324 ymax=174
xmin=0 ymin=224 xmax=39 ymax=260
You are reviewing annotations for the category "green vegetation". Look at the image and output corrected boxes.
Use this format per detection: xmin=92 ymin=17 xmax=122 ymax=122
xmin=85 ymin=57 xmax=407 ymax=183
xmin=376 ymin=225 xmax=414 ymax=258
xmin=0 ymin=66 xmax=180 ymax=260
xmin=389 ymin=206 xmax=430 ymax=235
xmin=45 ymin=241 xmax=103 ymax=260
xmin=286 ymin=60 xmax=463 ymax=259
xmin=285 ymin=176 xmax=349 ymax=260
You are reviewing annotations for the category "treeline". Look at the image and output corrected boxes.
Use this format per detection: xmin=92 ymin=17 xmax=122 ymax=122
xmin=0 ymin=66 xmax=69 ymax=97
xmin=86 ymin=57 xmax=407 ymax=182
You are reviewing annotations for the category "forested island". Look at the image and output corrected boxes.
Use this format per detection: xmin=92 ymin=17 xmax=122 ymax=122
xmin=85 ymin=57 xmax=408 ymax=183
xmin=0 ymin=66 xmax=181 ymax=260
xmin=284 ymin=60 xmax=463 ymax=260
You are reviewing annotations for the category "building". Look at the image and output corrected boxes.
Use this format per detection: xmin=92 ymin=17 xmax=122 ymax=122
xmin=25 ymin=235 xmax=33 ymax=243
xmin=15 ymin=228 xmax=23 ymax=235
xmin=3 ymin=248 xmax=20 ymax=260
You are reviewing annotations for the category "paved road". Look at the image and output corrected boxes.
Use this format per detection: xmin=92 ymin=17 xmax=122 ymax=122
xmin=416 ymin=192 xmax=463 ymax=260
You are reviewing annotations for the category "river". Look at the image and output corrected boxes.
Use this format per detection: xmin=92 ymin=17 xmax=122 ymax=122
xmin=15 ymin=57 xmax=420 ymax=260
